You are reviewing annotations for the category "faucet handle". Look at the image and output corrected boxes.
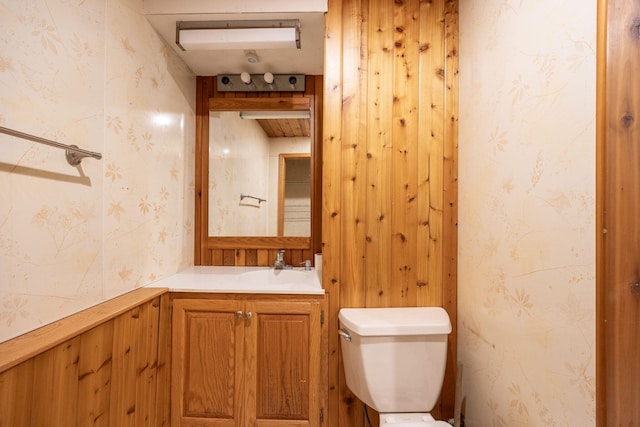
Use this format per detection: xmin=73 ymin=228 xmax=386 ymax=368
xmin=300 ymin=260 xmax=312 ymax=270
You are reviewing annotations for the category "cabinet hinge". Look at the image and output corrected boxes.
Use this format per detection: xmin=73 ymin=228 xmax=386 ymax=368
xmin=320 ymin=408 xmax=324 ymax=423
xmin=320 ymin=310 xmax=325 ymax=325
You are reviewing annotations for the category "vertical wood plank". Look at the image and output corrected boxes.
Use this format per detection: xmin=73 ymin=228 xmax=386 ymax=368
xmin=245 ymin=249 xmax=258 ymax=266
xmin=417 ymin=0 xmax=446 ymax=309
xmin=257 ymin=249 xmax=270 ymax=266
xmin=339 ymin=0 xmax=367 ymax=312
xmin=290 ymin=249 xmax=303 ymax=266
xmin=223 ymin=249 xmax=235 ymax=266
xmin=31 ymin=337 xmax=81 ymax=426
xmin=602 ymin=0 xmax=640 ymax=424
xmin=77 ymin=321 xmax=114 ymax=427
xmin=595 ymin=0 xmax=607 ymax=422
xmin=170 ymin=300 xmax=187 ymax=427
xmin=365 ymin=0 xmax=394 ymax=309
xmin=0 ymin=359 xmax=34 ymax=427
xmin=441 ymin=1 xmax=459 ymax=419
xmin=324 ymin=1 xmax=344 ymax=427
xmin=135 ymin=298 xmax=160 ymax=426
xmin=235 ymin=249 xmax=246 ymax=266
xmin=109 ymin=299 xmax=160 ymax=427
xmin=312 ymin=76 xmax=325 ymax=256
xmin=155 ymin=293 xmax=172 ymax=427
xmin=110 ymin=308 xmax=138 ymax=427
xmin=390 ymin=0 xmax=420 ymax=308
xmin=212 ymin=249 xmax=222 ymax=265
xmin=195 ymin=76 xmax=213 ymax=265
xmin=340 ymin=0 xmax=368 ymax=424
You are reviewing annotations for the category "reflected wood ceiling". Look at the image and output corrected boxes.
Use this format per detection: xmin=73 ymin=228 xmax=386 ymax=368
xmin=257 ymin=119 xmax=310 ymax=138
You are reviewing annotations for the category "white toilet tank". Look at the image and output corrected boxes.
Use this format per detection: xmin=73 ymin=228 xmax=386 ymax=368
xmin=338 ymin=307 xmax=451 ymax=413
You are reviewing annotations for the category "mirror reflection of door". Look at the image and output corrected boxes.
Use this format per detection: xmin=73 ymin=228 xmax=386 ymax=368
xmin=278 ymin=154 xmax=311 ymax=236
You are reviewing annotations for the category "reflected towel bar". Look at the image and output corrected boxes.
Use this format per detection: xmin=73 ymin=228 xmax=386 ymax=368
xmin=0 ymin=125 xmax=103 ymax=166
xmin=240 ymin=193 xmax=266 ymax=204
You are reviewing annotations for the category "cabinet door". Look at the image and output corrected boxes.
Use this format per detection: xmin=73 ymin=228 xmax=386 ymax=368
xmin=245 ymin=301 xmax=322 ymax=427
xmin=172 ymin=299 xmax=246 ymax=427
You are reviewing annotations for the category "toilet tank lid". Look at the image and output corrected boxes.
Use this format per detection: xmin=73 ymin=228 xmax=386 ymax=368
xmin=338 ymin=307 xmax=452 ymax=336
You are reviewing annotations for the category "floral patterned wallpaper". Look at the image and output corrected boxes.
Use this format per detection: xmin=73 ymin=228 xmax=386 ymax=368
xmin=209 ymin=112 xmax=270 ymax=236
xmin=0 ymin=0 xmax=195 ymax=342
xmin=458 ymin=1 xmax=596 ymax=426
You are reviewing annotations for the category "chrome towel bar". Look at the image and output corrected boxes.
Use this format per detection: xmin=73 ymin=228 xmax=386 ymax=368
xmin=0 ymin=125 xmax=102 ymax=166
xmin=240 ymin=193 xmax=266 ymax=204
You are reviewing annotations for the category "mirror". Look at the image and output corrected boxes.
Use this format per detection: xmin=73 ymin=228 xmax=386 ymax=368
xmin=196 ymin=93 xmax=320 ymax=256
xmin=208 ymin=111 xmax=311 ymax=237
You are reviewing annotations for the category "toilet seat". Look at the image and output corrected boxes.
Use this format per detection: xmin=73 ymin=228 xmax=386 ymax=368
xmin=380 ymin=413 xmax=451 ymax=426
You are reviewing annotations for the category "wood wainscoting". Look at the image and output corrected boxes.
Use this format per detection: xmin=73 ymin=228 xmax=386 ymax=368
xmin=0 ymin=288 xmax=171 ymax=427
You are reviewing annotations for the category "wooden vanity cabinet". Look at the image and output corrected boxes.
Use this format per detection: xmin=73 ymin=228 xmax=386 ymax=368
xmin=171 ymin=294 xmax=326 ymax=427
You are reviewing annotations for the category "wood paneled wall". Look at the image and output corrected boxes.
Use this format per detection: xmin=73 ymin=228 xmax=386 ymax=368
xmin=322 ymin=0 xmax=459 ymax=425
xmin=0 ymin=289 xmax=170 ymax=427
xmin=195 ymin=75 xmax=324 ymax=267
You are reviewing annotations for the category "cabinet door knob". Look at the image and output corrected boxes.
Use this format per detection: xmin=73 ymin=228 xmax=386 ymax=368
xmin=245 ymin=312 xmax=253 ymax=319
xmin=235 ymin=311 xmax=244 ymax=318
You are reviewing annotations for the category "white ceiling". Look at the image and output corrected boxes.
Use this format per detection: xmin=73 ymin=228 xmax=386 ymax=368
xmin=145 ymin=12 xmax=325 ymax=76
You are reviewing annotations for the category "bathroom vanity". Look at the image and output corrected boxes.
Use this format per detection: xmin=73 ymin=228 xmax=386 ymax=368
xmin=148 ymin=267 xmax=327 ymax=427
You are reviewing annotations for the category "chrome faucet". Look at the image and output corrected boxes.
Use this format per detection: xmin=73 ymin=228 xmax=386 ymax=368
xmin=274 ymin=250 xmax=286 ymax=270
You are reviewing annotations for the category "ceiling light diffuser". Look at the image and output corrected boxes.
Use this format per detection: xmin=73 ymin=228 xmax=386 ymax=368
xmin=176 ymin=20 xmax=301 ymax=51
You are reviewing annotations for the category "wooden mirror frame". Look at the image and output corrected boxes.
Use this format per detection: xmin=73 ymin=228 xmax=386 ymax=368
xmin=195 ymin=76 xmax=323 ymax=265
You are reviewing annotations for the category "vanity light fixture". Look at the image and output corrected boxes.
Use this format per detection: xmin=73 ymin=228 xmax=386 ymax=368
xmin=176 ymin=19 xmax=301 ymax=51
xmin=216 ymin=73 xmax=306 ymax=92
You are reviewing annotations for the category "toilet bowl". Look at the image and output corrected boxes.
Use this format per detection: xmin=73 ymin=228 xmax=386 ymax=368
xmin=338 ymin=307 xmax=452 ymax=427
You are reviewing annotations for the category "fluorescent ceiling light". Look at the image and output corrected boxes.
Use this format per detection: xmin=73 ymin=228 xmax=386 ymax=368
xmin=176 ymin=20 xmax=301 ymax=51
xmin=239 ymin=110 xmax=310 ymax=120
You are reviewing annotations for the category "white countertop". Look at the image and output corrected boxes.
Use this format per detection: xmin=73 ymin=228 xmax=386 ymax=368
xmin=146 ymin=266 xmax=324 ymax=295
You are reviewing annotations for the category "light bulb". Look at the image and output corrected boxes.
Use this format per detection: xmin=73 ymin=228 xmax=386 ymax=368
xmin=240 ymin=72 xmax=252 ymax=84
xmin=264 ymin=72 xmax=274 ymax=84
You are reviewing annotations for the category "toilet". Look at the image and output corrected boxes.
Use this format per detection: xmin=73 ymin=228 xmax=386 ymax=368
xmin=338 ymin=307 xmax=452 ymax=426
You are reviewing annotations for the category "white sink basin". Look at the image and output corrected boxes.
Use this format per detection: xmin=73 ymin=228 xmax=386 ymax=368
xmin=146 ymin=266 xmax=324 ymax=295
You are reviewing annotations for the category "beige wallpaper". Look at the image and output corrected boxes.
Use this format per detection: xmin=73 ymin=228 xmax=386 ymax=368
xmin=458 ymin=1 xmax=596 ymax=426
xmin=209 ymin=112 xmax=270 ymax=236
xmin=0 ymin=0 xmax=195 ymax=342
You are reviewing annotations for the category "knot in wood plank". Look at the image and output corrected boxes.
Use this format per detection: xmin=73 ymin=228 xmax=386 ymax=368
xmin=622 ymin=113 xmax=634 ymax=128
xmin=631 ymin=18 xmax=640 ymax=40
